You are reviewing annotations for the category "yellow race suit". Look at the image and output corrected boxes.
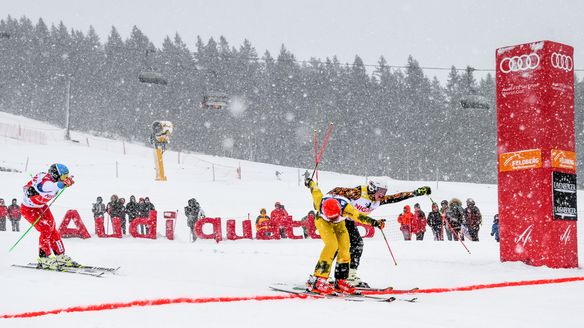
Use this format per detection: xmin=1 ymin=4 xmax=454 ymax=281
xmin=307 ymin=180 xmax=379 ymax=279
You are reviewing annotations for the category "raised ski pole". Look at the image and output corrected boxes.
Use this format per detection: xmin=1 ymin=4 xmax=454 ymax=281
xmin=428 ymin=196 xmax=471 ymax=254
xmin=8 ymin=188 xmax=66 ymax=252
xmin=311 ymin=122 xmax=333 ymax=180
xmin=379 ymin=228 xmax=398 ymax=266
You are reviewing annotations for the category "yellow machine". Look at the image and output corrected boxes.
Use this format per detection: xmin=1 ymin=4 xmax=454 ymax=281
xmin=150 ymin=121 xmax=173 ymax=181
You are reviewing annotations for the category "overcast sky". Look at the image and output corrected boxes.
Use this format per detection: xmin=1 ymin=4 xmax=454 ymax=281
xmin=4 ymin=0 xmax=584 ymax=82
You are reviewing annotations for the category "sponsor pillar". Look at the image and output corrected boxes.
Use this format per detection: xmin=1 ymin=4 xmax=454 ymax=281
xmin=497 ymin=40 xmax=578 ymax=268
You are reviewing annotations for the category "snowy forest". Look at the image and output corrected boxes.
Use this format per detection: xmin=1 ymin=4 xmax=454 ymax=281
xmin=1 ymin=15 xmax=583 ymax=184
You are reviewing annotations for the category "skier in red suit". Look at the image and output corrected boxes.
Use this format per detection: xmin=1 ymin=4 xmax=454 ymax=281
xmin=21 ymin=163 xmax=78 ymax=269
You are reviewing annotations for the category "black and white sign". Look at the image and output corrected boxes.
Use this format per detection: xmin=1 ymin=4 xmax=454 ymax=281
xmin=552 ymin=171 xmax=577 ymax=220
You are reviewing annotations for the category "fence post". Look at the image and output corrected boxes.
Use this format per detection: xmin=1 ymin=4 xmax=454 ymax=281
xmin=24 ymin=156 xmax=29 ymax=173
xmin=116 ymin=161 xmax=119 ymax=178
xmin=86 ymin=137 xmax=90 ymax=147
xmin=122 ymin=141 xmax=126 ymax=155
xmin=212 ymin=164 xmax=215 ymax=182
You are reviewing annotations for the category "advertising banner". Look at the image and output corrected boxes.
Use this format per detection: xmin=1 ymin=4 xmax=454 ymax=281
xmin=497 ymin=40 xmax=578 ymax=268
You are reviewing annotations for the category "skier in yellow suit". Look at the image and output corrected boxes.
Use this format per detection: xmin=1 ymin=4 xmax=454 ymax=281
xmin=304 ymin=177 xmax=385 ymax=295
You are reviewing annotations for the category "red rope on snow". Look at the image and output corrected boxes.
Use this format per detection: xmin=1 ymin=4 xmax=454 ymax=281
xmin=361 ymin=276 xmax=584 ymax=295
xmin=0 ymin=294 xmax=309 ymax=319
xmin=2 ymin=276 xmax=584 ymax=319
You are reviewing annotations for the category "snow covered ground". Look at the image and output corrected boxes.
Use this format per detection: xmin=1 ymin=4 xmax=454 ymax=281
xmin=0 ymin=111 xmax=583 ymax=327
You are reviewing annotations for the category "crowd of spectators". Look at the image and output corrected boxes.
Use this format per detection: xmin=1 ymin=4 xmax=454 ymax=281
xmin=398 ymin=198 xmax=490 ymax=242
xmin=0 ymin=198 xmax=21 ymax=232
xmin=92 ymin=195 xmax=155 ymax=234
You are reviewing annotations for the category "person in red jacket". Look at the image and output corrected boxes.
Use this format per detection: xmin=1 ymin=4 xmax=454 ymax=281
xmin=411 ymin=203 xmax=427 ymax=240
xmin=270 ymin=202 xmax=289 ymax=238
xmin=0 ymin=198 xmax=7 ymax=231
xmin=8 ymin=198 xmax=21 ymax=232
xmin=397 ymin=205 xmax=413 ymax=240
xmin=21 ymin=164 xmax=78 ymax=269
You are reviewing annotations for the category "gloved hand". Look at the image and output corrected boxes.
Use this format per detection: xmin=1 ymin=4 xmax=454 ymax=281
xmin=62 ymin=176 xmax=75 ymax=187
xmin=372 ymin=219 xmax=386 ymax=229
xmin=304 ymin=176 xmax=313 ymax=187
xmin=413 ymin=186 xmax=431 ymax=196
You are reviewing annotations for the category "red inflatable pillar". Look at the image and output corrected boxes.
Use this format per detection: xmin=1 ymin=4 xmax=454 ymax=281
xmin=95 ymin=217 xmax=122 ymax=238
xmin=226 ymin=219 xmax=253 ymax=240
xmin=497 ymin=40 xmax=578 ymax=268
xmin=194 ymin=217 xmax=223 ymax=242
xmin=129 ymin=210 xmax=157 ymax=239
xmin=58 ymin=210 xmax=91 ymax=239
xmin=164 ymin=211 xmax=177 ymax=240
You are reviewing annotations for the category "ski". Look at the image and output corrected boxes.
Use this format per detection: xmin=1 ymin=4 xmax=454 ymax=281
xmin=356 ymin=286 xmax=394 ymax=292
xmin=273 ymin=283 xmax=418 ymax=303
xmin=12 ymin=264 xmax=105 ymax=277
xmin=27 ymin=262 xmax=120 ymax=273
xmin=362 ymin=287 xmax=419 ymax=294
xmin=270 ymin=284 xmax=396 ymax=303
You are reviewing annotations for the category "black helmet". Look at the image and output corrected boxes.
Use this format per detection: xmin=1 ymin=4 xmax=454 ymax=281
xmin=441 ymin=200 xmax=448 ymax=206
xmin=466 ymin=198 xmax=475 ymax=206
xmin=97 ymin=196 xmax=103 ymax=202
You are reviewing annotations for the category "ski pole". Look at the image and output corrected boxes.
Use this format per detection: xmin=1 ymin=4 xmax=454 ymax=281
xmin=8 ymin=188 xmax=66 ymax=252
xmin=379 ymin=227 xmax=398 ymax=266
xmin=428 ymin=196 xmax=471 ymax=254
xmin=311 ymin=122 xmax=333 ymax=180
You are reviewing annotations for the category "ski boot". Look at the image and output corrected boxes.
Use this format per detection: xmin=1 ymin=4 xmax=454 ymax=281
xmin=335 ymin=279 xmax=358 ymax=295
xmin=306 ymin=275 xmax=317 ymax=289
xmin=308 ymin=277 xmax=335 ymax=295
xmin=347 ymin=268 xmax=370 ymax=288
xmin=54 ymin=253 xmax=81 ymax=268
xmin=37 ymin=256 xmax=59 ymax=270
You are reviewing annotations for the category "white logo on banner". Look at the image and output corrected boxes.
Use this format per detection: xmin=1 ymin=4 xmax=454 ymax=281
xmin=514 ymin=224 xmax=534 ymax=247
xmin=560 ymin=226 xmax=573 ymax=245
xmin=550 ymin=52 xmax=573 ymax=72
xmin=500 ymin=53 xmax=540 ymax=73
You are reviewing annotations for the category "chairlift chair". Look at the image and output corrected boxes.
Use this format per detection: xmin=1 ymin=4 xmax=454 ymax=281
xmin=460 ymin=66 xmax=489 ymax=110
xmin=138 ymin=71 xmax=168 ymax=85
xmin=138 ymin=49 xmax=168 ymax=85
xmin=200 ymin=91 xmax=230 ymax=110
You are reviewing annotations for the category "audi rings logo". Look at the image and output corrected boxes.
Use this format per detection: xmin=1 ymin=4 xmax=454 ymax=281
xmin=551 ymin=52 xmax=573 ymax=72
xmin=500 ymin=53 xmax=540 ymax=73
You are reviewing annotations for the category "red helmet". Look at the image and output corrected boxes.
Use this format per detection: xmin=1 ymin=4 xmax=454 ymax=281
xmin=322 ymin=198 xmax=341 ymax=220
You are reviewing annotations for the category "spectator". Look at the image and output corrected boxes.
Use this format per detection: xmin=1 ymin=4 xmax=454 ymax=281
xmin=119 ymin=197 xmax=127 ymax=235
xmin=270 ymin=201 xmax=289 ymax=238
xmin=411 ymin=203 xmax=427 ymax=240
xmin=464 ymin=198 xmax=482 ymax=241
xmin=144 ymin=197 xmax=155 ymax=213
xmin=8 ymin=198 xmax=21 ymax=232
xmin=137 ymin=198 xmax=149 ymax=234
xmin=255 ymin=208 xmax=271 ymax=237
xmin=397 ymin=205 xmax=413 ymax=240
xmin=300 ymin=210 xmax=315 ymax=238
xmin=491 ymin=214 xmax=500 ymax=242
xmin=447 ymin=198 xmax=465 ymax=241
xmin=106 ymin=194 xmax=123 ymax=230
xmin=440 ymin=200 xmax=452 ymax=241
xmin=92 ymin=196 xmax=106 ymax=220
xmin=126 ymin=195 xmax=139 ymax=227
xmin=0 ymin=198 xmax=8 ymax=231
xmin=185 ymin=198 xmax=204 ymax=242
xmin=427 ymin=202 xmax=443 ymax=240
